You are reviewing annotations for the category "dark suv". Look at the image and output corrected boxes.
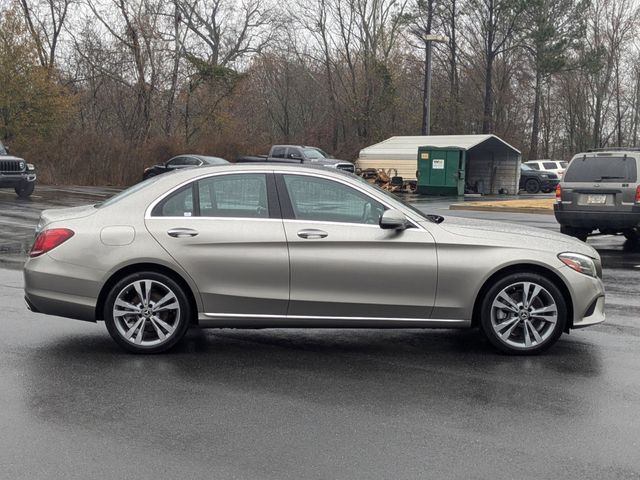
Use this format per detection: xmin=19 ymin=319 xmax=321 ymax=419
xmin=519 ymin=164 xmax=560 ymax=193
xmin=0 ymin=141 xmax=36 ymax=198
xmin=554 ymin=149 xmax=640 ymax=241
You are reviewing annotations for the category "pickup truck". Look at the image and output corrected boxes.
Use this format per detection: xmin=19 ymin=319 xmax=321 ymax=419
xmin=237 ymin=145 xmax=355 ymax=173
xmin=0 ymin=141 xmax=36 ymax=198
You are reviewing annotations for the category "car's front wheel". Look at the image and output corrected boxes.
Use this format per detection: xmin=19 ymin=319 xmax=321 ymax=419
xmin=104 ymin=272 xmax=191 ymax=353
xmin=480 ymin=273 xmax=567 ymax=355
xmin=15 ymin=182 xmax=35 ymax=198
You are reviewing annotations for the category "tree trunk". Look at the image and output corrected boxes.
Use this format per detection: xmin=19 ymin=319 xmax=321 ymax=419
xmin=529 ymin=68 xmax=543 ymax=159
xmin=482 ymin=53 xmax=494 ymax=134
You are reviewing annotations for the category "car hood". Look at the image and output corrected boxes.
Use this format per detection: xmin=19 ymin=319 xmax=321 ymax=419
xmin=1 ymin=155 xmax=26 ymax=162
xmin=432 ymin=216 xmax=598 ymax=258
xmin=37 ymin=205 xmax=98 ymax=232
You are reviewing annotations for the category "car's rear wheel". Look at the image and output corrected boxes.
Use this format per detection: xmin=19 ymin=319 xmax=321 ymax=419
xmin=15 ymin=182 xmax=35 ymax=198
xmin=104 ymin=272 xmax=191 ymax=353
xmin=560 ymin=225 xmax=589 ymax=242
xmin=480 ymin=273 xmax=567 ymax=355
xmin=524 ymin=178 xmax=540 ymax=194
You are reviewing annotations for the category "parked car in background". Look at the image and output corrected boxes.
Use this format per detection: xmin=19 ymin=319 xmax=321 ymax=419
xmin=142 ymin=154 xmax=228 ymax=180
xmin=237 ymin=145 xmax=355 ymax=173
xmin=525 ymin=160 xmax=568 ymax=178
xmin=519 ymin=164 xmax=560 ymax=194
xmin=0 ymin=141 xmax=36 ymax=198
xmin=554 ymin=148 xmax=640 ymax=242
xmin=25 ymin=164 xmax=604 ymax=356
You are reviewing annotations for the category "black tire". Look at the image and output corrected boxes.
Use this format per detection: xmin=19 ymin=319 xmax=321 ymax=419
xmin=104 ymin=271 xmax=192 ymax=354
xmin=480 ymin=272 xmax=567 ymax=355
xmin=524 ymin=178 xmax=541 ymax=194
xmin=560 ymin=225 xmax=589 ymax=242
xmin=15 ymin=182 xmax=35 ymax=198
xmin=623 ymin=228 xmax=640 ymax=241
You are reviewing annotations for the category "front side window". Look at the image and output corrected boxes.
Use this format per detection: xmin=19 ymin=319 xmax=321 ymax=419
xmin=167 ymin=157 xmax=188 ymax=167
xmin=272 ymin=147 xmax=286 ymax=158
xmin=526 ymin=163 xmax=539 ymax=170
xmin=283 ymin=175 xmax=384 ymax=224
xmin=182 ymin=157 xmax=202 ymax=166
xmin=198 ymin=174 xmax=268 ymax=218
xmin=543 ymin=162 xmax=557 ymax=170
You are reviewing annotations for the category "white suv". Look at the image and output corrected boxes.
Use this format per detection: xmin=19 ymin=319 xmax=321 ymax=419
xmin=525 ymin=160 xmax=568 ymax=178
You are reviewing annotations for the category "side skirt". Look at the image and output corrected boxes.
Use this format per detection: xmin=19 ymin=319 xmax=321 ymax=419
xmin=198 ymin=313 xmax=471 ymax=329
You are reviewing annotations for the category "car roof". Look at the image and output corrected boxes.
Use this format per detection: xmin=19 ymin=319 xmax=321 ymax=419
xmin=172 ymin=154 xmax=228 ymax=163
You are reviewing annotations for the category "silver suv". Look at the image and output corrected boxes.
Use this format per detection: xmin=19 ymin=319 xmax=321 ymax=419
xmin=554 ymin=149 xmax=640 ymax=241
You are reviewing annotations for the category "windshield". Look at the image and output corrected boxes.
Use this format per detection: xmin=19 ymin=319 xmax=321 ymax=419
xmin=303 ymin=148 xmax=327 ymax=160
xmin=0 ymin=142 xmax=6 ymax=155
xmin=564 ymin=156 xmax=637 ymax=183
xmin=96 ymin=176 xmax=162 ymax=208
xmin=521 ymin=164 xmax=533 ymax=171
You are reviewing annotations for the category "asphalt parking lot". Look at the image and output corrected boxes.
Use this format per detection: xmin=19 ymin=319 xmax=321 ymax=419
xmin=1 ymin=187 xmax=640 ymax=479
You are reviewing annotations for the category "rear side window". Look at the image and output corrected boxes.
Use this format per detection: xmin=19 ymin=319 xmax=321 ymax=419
xmin=564 ymin=156 xmax=638 ymax=183
xmin=152 ymin=173 xmax=269 ymax=218
xmin=198 ymin=174 xmax=268 ymax=218
xmin=159 ymin=186 xmax=194 ymax=216
xmin=543 ymin=162 xmax=557 ymax=170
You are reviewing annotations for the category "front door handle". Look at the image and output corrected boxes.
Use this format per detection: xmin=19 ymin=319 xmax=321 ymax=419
xmin=167 ymin=228 xmax=199 ymax=238
xmin=297 ymin=229 xmax=328 ymax=239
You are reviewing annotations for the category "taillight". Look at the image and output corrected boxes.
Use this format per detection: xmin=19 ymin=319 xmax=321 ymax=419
xmin=555 ymin=184 xmax=562 ymax=202
xmin=30 ymin=228 xmax=74 ymax=257
xmin=636 ymin=185 xmax=640 ymax=203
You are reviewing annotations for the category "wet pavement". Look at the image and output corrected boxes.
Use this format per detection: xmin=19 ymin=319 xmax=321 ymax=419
xmin=1 ymin=186 xmax=640 ymax=479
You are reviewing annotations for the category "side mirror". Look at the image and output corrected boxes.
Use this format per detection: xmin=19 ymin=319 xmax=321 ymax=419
xmin=379 ymin=209 xmax=408 ymax=230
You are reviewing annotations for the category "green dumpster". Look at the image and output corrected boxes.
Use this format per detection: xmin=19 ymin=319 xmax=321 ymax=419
xmin=416 ymin=147 xmax=465 ymax=195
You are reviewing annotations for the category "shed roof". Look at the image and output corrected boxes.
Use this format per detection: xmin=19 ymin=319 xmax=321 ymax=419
xmin=358 ymin=135 xmax=521 ymax=160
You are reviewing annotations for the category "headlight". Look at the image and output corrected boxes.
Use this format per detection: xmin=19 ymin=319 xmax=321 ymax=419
xmin=540 ymin=174 xmax=549 ymax=178
xmin=558 ymin=253 xmax=597 ymax=277
xmin=26 ymin=163 xmax=35 ymax=171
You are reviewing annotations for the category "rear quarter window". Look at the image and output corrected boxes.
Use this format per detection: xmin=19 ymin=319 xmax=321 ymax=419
xmin=563 ymin=156 xmax=637 ymax=183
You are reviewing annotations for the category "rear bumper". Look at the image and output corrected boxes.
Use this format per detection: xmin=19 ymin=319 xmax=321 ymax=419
xmin=24 ymin=255 xmax=102 ymax=322
xmin=554 ymin=204 xmax=640 ymax=230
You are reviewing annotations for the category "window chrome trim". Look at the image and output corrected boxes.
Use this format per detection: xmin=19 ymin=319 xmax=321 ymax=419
xmin=144 ymin=167 xmax=426 ymax=230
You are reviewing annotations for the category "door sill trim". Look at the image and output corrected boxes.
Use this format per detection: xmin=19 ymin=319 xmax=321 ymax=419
xmin=198 ymin=313 xmax=470 ymax=329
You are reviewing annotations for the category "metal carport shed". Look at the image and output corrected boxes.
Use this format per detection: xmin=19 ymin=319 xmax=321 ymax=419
xmin=357 ymin=135 xmax=521 ymax=195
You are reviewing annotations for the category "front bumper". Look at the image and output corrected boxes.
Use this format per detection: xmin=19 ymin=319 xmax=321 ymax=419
xmin=0 ymin=173 xmax=36 ymax=187
xmin=560 ymin=265 xmax=606 ymax=329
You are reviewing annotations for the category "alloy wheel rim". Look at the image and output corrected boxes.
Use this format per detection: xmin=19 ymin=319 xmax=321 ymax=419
xmin=490 ymin=281 xmax=558 ymax=349
xmin=113 ymin=280 xmax=181 ymax=347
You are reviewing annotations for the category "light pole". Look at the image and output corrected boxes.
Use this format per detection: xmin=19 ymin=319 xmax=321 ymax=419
xmin=423 ymin=34 xmax=449 ymax=136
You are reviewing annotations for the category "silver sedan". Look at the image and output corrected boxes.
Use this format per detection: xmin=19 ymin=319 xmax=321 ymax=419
xmin=24 ymin=165 xmax=605 ymax=354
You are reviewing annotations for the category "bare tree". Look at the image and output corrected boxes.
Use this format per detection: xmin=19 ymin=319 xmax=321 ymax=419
xmin=18 ymin=0 xmax=72 ymax=70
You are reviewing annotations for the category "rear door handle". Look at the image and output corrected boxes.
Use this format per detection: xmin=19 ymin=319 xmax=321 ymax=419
xmin=297 ymin=229 xmax=328 ymax=239
xmin=167 ymin=228 xmax=199 ymax=238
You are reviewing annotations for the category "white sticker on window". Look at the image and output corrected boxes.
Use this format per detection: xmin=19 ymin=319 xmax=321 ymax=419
xmin=184 ymin=212 xmax=192 ymax=217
